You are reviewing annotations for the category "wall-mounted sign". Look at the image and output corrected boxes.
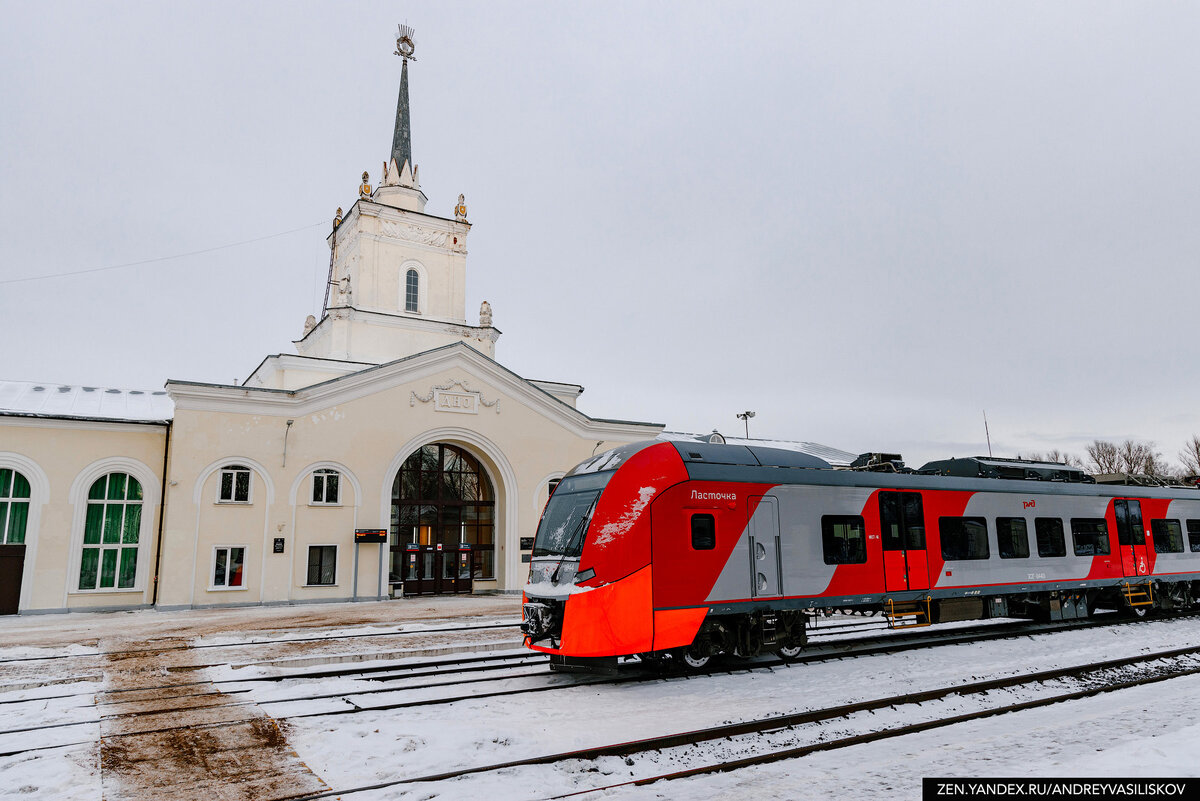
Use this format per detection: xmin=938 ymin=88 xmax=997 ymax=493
xmin=354 ymin=529 xmax=387 ymax=544
xmin=521 ymin=554 xmax=532 ymax=563
xmin=434 ymin=390 xmax=478 ymax=414
xmin=273 ymin=537 xmax=285 ymax=554
xmin=520 ymin=537 xmax=534 ymax=551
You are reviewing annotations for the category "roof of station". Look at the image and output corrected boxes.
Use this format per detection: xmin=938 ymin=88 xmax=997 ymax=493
xmin=0 ymin=380 xmax=173 ymax=424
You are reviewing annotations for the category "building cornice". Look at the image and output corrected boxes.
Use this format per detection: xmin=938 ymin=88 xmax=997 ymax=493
xmin=326 ymin=199 xmax=470 ymax=249
xmin=292 ymin=307 xmax=501 ymax=349
xmin=0 ymin=413 xmax=170 ymax=433
xmin=167 ymin=343 xmax=662 ymax=440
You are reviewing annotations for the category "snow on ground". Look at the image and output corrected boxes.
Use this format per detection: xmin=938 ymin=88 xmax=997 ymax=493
xmin=1 ymin=601 xmax=1198 ymax=801
xmin=275 ymin=615 xmax=1200 ymax=800
xmin=605 ymin=675 xmax=1200 ymax=801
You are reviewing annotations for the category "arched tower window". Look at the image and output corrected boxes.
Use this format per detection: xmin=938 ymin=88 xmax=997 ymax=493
xmin=405 ymin=269 xmax=419 ymax=313
xmin=0 ymin=468 xmax=30 ymax=544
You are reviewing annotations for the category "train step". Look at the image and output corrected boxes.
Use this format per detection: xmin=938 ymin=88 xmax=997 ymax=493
xmin=1122 ymin=581 xmax=1154 ymax=608
xmin=885 ymin=598 xmax=931 ymax=629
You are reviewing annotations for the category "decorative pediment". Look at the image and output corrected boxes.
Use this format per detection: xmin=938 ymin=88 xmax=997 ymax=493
xmin=410 ymin=378 xmax=500 ymax=415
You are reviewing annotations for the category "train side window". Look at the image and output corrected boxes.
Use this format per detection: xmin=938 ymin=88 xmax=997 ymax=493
xmin=1188 ymin=520 xmax=1200 ymax=553
xmin=1070 ymin=518 xmax=1110 ymax=556
xmin=822 ymin=516 xmax=867 ymax=565
xmin=939 ymin=517 xmax=990 ymax=560
xmin=996 ymin=517 xmax=1030 ymax=559
xmin=691 ymin=514 xmax=716 ymax=550
xmin=1151 ymin=519 xmax=1184 ymax=554
xmin=1035 ymin=518 xmax=1066 ymax=557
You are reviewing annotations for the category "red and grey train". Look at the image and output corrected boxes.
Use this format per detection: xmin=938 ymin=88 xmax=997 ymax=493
xmin=520 ymin=440 xmax=1200 ymax=670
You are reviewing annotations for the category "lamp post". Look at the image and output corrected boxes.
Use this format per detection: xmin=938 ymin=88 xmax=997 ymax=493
xmin=736 ymin=410 xmax=756 ymax=439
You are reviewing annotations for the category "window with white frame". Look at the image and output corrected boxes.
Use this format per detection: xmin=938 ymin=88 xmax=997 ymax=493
xmin=218 ymin=465 xmax=251 ymax=503
xmin=307 ymin=545 xmax=337 ymax=585
xmin=312 ymin=469 xmax=340 ymax=505
xmin=405 ymin=269 xmax=419 ymax=313
xmin=79 ymin=472 xmax=142 ymax=590
xmin=212 ymin=546 xmax=246 ymax=588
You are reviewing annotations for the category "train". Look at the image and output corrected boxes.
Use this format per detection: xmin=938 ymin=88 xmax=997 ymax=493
xmin=520 ymin=440 xmax=1200 ymax=671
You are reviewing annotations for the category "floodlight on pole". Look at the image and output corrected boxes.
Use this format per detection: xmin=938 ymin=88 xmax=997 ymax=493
xmin=736 ymin=410 xmax=756 ymax=439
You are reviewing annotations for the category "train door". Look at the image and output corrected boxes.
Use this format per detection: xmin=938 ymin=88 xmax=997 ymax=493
xmin=747 ymin=495 xmax=783 ymax=597
xmin=879 ymin=491 xmax=929 ymax=592
xmin=1114 ymin=499 xmax=1149 ymax=577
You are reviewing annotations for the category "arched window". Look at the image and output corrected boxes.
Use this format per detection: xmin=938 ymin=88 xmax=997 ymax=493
xmin=0 ymin=468 xmax=30 ymax=544
xmin=312 ymin=468 xmax=340 ymax=505
xmin=79 ymin=472 xmax=142 ymax=590
xmin=219 ymin=464 xmax=251 ymax=503
xmin=405 ymin=268 xmax=419 ymax=313
xmin=391 ymin=444 xmax=495 ymax=580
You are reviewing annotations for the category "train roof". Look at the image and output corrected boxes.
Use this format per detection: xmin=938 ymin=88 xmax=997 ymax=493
xmin=569 ymin=441 xmax=1200 ymax=502
xmin=657 ymin=431 xmax=856 ymax=467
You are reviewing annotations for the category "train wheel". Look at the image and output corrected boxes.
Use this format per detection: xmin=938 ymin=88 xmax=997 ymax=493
xmin=775 ymin=643 xmax=803 ymax=661
xmin=675 ymin=645 xmax=711 ymax=670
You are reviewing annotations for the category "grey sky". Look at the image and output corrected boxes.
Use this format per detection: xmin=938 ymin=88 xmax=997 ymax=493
xmin=2 ymin=2 xmax=1198 ymax=468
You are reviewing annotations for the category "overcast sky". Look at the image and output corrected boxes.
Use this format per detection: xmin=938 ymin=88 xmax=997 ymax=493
xmin=2 ymin=2 xmax=1198 ymax=468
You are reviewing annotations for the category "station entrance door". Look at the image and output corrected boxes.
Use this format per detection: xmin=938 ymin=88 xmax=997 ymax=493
xmin=401 ymin=544 xmax=473 ymax=596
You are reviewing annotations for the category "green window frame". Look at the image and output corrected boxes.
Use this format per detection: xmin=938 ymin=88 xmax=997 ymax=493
xmin=0 ymin=468 xmax=31 ymax=545
xmin=79 ymin=472 xmax=143 ymax=591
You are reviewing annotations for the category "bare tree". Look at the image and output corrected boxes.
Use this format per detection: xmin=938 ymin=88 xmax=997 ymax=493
xmin=1045 ymin=449 xmax=1084 ymax=468
xmin=1180 ymin=435 xmax=1200 ymax=476
xmin=1086 ymin=440 xmax=1121 ymax=474
xmin=1088 ymin=439 xmax=1174 ymax=478
xmin=1016 ymin=450 xmax=1084 ymax=468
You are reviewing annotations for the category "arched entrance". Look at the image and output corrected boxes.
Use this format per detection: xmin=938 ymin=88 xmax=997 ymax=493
xmin=389 ymin=443 xmax=495 ymax=595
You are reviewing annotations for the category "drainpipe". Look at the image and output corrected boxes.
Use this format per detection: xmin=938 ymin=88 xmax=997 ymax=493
xmin=150 ymin=419 xmax=172 ymax=606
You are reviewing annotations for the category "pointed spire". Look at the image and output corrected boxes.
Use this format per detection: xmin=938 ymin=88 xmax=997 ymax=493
xmin=391 ymin=57 xmax=412 ymax=174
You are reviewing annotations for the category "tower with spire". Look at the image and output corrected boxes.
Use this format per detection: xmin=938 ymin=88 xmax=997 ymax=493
xmin=270 ymin=25 xmax=498 ymax=384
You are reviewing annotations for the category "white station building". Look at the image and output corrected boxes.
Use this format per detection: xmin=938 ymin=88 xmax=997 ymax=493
xmin=0 ymin=32 xmax=852 ymax=615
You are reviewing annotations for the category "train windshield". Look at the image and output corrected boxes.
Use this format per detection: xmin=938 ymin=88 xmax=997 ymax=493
xmin=532 ymin=472 xmax=612 ymax=558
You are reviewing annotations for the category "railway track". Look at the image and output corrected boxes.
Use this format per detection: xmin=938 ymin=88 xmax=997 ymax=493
xmin=0 ymin=620 xmax=522 ymax=665
xmin=1 ymin=609 xmax=1181 ymax=761
xmin=279 ymin=642 xmax=1200 ymax=800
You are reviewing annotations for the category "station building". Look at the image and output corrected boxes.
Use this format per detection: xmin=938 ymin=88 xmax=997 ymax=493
xmin=0 ymin=36 xmax=851 ymax=615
